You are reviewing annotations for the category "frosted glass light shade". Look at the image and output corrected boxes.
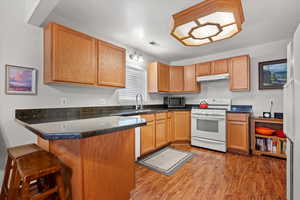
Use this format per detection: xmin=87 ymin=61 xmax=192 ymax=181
xmin=170 ymin=0 xmax=244 ymax=46
xmin=191 ymin=24 xmax=221 ymax=39
xmin=198 ymin=12 xmax=235 ymax=27
xmin=182 ymin=38 xmax=210 ymax=46
xmin=212 ymin=24 xmax=239 ymax=41
xmin=173 ymin=21 xmax=197 ymax=39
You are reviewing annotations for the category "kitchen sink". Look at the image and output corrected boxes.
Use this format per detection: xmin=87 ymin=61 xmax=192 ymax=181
xmin=114 ymin=109 xmax=154 ymax=116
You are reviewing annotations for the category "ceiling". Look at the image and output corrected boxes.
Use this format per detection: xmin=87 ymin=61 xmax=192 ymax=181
xmin=48 ymin=0 xmax=300 ymax=62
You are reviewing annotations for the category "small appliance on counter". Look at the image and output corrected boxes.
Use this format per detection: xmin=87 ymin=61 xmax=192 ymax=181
xmin=163 ymin=96 xmax=186 ymax=108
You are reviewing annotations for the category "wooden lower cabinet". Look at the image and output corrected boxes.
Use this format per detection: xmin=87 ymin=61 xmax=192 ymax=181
xmin=155 ymin=119 xmax=168 ymax=148
xmin=173 ymin=111 xmax=190 ymax=142
xmin=140 ymin=121 xmax=156 ymax=155
xmin=167 ymin=113 xmax=174 ymax=142
xmin=227 ymin=113 xmax=250 ymax=154
xmin=140 ymin=111 xmax=190 ymax=156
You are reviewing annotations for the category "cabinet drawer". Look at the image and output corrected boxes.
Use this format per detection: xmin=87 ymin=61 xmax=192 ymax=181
xmin=141 ymin=114 xmax=155 ymax=122
xmin=167 ymin=112 xmax=172 ymax=118
xmin=155 ymin=112 xmax=167 ymax=120
xmin=227 ymin=113 xmax=249 ymax=122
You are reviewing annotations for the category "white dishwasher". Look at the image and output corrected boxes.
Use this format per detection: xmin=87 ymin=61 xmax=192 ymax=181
xmin=135 ymin=115 xmax=141 ymax=161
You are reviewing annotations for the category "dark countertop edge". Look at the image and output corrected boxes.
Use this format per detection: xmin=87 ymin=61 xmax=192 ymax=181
xmin=16 ymin=119 xmax=147 ymax=140
xmin=226 ymin=111 xmax=252 ymax=114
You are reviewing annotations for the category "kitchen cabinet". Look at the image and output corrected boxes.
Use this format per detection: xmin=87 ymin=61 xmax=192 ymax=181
xmin=97 ymin=41 xmax=126 ymax=88
xmin=148 ymin=63 xmax=200 ymax=93
xmin=211 ymin=59 xmax=229 ymax=75
xmin=44 ymin=22 xmax=97 ymax=85
xmin=184 ymin=65 xmax=200 ymax=92
xmin=229 ymin=55 xmax=250 ymax=91
xmin=155 ymin=119 xmax=168 ymax=148
xmin=196 ymin=62 xmax=211 ymax=76
xmin=44 ymin=22 xmax=125 ymax=88
xmin=148 ymin=62 xmax=170 ymax=93
xmin=140 ymin=115 xmax=156 ymax=155
xmin=169 ymin=66 xmax=184 ymax=92
xmin=227 ymin=113 xmax=250 ymax=154
xmin=167 ymin=112 xmax=174 ymax=142
xmin=173 ymin=111 xmax=190 ymax=141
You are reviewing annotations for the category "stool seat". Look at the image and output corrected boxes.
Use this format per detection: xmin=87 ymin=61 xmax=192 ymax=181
xmin=17 ymin=151 xmax=61 ymax=179
xmin=8 ymin=144 xmax=43 ymax=159
xmin=0 ymin=144 xmax=65 ymax=200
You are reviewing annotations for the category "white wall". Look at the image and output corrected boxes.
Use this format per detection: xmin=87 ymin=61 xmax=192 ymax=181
xmin=170 ymin=40 xmax=289 ymax=116
xmin=0 ymin=0 xmax=164 ymax=155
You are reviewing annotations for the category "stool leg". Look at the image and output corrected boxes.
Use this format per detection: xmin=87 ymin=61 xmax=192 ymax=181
xmin=55 ymin=172 xmax=65 ymax=200
xmin=0 ymin=156 xmax=12 ymax=199
xmin=8 ymin=169 xmax=21 ymax=200
xmin=20 ymin=177 xmax=31 ymax=200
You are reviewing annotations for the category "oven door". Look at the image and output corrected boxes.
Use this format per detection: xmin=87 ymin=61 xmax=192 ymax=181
xmin=191 ymin=114 xmax=226 ymax=142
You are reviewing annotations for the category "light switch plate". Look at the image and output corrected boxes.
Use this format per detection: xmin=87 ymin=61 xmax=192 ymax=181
xmin=99 ymin=99 xmax=106 ymax=105
xmin=60 ymin=97 xmax=68 ymax=106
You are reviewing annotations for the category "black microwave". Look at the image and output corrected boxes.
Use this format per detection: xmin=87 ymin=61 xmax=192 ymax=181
xmin=164 ymin=97 xmax=186 ymax=108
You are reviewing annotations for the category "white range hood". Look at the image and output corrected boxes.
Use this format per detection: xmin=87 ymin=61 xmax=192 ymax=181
xmin=197 ymin=73 xmax=230 ymax=82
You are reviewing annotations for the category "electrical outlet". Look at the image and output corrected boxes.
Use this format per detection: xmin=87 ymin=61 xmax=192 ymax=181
xmin=60 ymin=97 xmax=68 ymax=106
xmin=99 ymin=99 xmax=106 ymax=105
xmin=269 ymin=98 xmax=275 ymax=105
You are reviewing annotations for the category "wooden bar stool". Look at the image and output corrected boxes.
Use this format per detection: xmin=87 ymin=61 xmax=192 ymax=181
xmin=0 ymin=144 xmax=43 ymax=200
xmin=16 ymin=150 xmax=65 ymax=200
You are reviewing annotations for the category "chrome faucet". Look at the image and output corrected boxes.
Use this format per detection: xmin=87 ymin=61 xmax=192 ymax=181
xmin=135 ymin=94 xmax=144 ymax=110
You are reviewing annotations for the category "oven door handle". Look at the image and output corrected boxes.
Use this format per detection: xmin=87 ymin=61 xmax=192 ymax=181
xmin=192 ymin=137 xmax=224 ymax=144
xmin=191 ymin=115 xmax=225 ymax=120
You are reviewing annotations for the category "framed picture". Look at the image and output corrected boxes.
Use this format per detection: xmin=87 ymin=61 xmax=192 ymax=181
xmin=258 ymin=59 xmax=287 ymax=90
xmin=5 ymin=65 xmax=37 ymax=95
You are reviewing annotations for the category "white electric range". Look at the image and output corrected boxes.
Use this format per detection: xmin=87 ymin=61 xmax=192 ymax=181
xmin=191 ymin=98 xmax=231 ymax=152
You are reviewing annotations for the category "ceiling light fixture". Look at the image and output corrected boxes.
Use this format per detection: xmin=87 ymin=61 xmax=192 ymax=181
xmin=129 ymin=51 xmax=144 ymax=63
xmin=170 ymin=0 xmax=245 ymax=46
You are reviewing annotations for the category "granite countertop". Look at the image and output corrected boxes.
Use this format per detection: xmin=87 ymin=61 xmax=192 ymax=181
xmin=16 ymin=116 xmax=146 ymax=140
xmin=15 ymin=104 xmax=252 ymax=140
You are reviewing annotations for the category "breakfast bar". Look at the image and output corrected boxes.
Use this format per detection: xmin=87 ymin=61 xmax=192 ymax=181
xmin=16 ymin=116 xmax=146 ymax=200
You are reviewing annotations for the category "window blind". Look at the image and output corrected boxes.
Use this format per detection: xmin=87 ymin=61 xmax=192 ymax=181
xmin=118 ymin=66 xmax=146 ymax=101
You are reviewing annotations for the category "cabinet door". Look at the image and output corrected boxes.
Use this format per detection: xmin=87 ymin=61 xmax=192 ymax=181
xmin=169 ymin=66 xmax=184 ymax=92
xmin=155 ymin=119 xmax=168 ymax=148
xmin=227 ymin=121 xmax=249 ymax=152
xmin=184 ymin=65 xmax=200 ymax=92
xmin=167 ymin=112 xmax=174 ymax=143
xmin=173 ymin=111 xmax=190 ymax=141
xmin=98 ymin=41 xmax=126 ymax=88
xmin=211 ymin=59 xmax=229 ymax=74
xmin=141 ymin=122 xmax=156 ymax=155
xmin=158 ymin=64 xmax=170 ymax=92
xmin=196 ymin=62 xmax=211 ymax=76
xmin=229 ymin=55 xmax=250 ymax=91
xmin=51 ymin=23 xmax=97 ymax=84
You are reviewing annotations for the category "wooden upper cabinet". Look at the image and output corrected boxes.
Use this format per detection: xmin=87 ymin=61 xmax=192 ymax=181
xmin=196 ymin=62 xmax=211 ymax=76
xmin=158 ymin=64 xmax=170 ymax=92
xmin=229 ymin=55 xmax=250 ymax=91
xmin=211 ymin=59 xmax=229 ymax=75
xmin=44 ymin=22 xmax=97 ymax=85
xmin=44 ymin=22 xmax=125 ymax=88
xmin=148 ymin=62 xmax=169 ymax=93
xmin=169 ymin=66 xmax=184 ymax=92
xmin=184 ymin=65 xmax=200 ymax=92
xmin=98 ymin=41 xmax=125 ymax=88
xmin=173 ymin=111 xmax=190 ymax=141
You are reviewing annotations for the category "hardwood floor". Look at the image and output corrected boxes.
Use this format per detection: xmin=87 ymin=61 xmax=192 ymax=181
xmin=131 ymin=145 xmax=286 ymax=200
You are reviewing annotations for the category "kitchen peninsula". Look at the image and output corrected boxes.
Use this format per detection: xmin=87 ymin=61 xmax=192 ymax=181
xmin=16 ymin=112 xmax=146 ymax=200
